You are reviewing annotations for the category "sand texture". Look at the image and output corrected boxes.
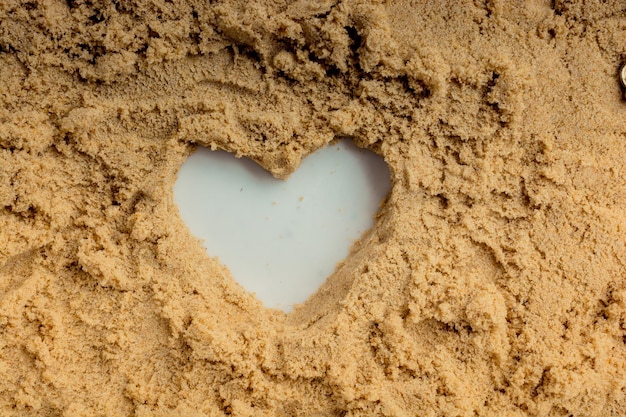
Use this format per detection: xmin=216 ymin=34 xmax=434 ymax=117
xmin=1 ymin=0 xmax=626 ymax=416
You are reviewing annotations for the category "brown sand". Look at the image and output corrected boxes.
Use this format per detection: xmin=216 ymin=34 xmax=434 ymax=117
xmin=1 ymin=0 xmax=626 ymax=416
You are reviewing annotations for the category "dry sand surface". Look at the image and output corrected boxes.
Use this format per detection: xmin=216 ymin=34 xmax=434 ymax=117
xmin=1 ymin=0 xmax=626 ymax=416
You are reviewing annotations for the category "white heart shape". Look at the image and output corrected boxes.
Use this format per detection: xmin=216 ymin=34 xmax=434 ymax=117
xmin=174 ymin=139 xmax=390 ymax=312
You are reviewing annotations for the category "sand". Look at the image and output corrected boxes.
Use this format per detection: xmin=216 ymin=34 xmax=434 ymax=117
xmin=1 ymin=0 xmax=626 ymax=416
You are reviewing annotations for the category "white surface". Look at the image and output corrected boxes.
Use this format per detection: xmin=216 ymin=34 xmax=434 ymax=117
xmin=174 ymin=139 xmax=390 ymax=312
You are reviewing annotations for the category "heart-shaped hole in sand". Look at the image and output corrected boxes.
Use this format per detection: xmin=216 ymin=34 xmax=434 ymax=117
xmin=174 ymin=139 xmax=390 ymax=312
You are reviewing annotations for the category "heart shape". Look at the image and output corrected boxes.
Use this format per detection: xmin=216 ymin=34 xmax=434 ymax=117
xmin=174 ymin=139 xmax=390 ymax=311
